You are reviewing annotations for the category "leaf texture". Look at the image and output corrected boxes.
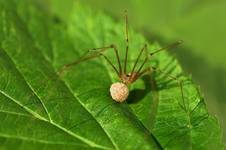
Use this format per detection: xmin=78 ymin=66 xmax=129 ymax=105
xmin=0 ymin=0 xmax=223 ymax=150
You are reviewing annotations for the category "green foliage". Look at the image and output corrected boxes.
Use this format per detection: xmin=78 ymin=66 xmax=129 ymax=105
xmin=0 ymin=0 xmax=223 ymax=149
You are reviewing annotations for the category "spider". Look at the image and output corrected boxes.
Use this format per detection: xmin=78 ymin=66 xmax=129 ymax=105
xmin=60 ymin=10 xmax=184 ymax=103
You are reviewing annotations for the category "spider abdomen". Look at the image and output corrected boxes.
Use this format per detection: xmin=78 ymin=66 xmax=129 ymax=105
xmin=110 ymin=82 xmax=129 ymax=102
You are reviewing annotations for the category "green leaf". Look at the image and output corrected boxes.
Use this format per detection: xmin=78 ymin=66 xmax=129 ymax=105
xmin=0 ymin=0 xmax=223 ymax=150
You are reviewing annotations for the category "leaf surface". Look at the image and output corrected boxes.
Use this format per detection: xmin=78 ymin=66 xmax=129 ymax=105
xmin=0 ymin=0 xmax=223 ymax=150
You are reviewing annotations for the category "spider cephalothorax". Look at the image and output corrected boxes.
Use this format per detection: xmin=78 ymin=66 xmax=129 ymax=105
xmin=120 ymin=72 xmax=139 ymax=85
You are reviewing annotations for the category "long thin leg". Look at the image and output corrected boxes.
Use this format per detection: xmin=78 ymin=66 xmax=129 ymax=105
xmin=136 ymin=57 xmax=148 ymax=74
xmin=138 ymin=66 xmax=186 ymax=111
xmin=123 ymin=10 xmax=129 ymax=74
xmin=130 ymin=44 xmax=147 ymax=75
xmin=134 ymin=40 xmax=183 ymax=75
xmin=137 ymin=67 xmax=152 ymax=78
xmin=61 ymin=45 xmax=112 ymax=70
xmin=59 ymin=45 xmax=121 ymax=76
xmin=110 ymin=44 xmax=122 ymax=75
xmin=135 ymin=43 xmax=150 ymax=74
xmin=90 ymin=44 xmax=122 ymax=75
xmin=99 ymin=53 xmax=120 ymax=76
xmin=150 ymin=40 xmax=183 ymax=56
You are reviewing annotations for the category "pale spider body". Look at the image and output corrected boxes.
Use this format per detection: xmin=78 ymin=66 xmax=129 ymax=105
xmin=60 ymin=11 xmax=183 ymax=103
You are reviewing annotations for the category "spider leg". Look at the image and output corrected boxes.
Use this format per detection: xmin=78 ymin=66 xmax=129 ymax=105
xmin=136 ymin=57 xmax=148 ymax=74
xmin=91 ymin=44 xmax=122 ymax=76
xmin=59 ymin=45 xmax=122 ymax=77
xmin=137 ymin=67 xmax=152 ymax=78
xmin=134 ymin=40 xmax=183 ymax=76
xmin=135 ymin=45 xmax=150 ymax=75
xmin=150 ymin=40 xmax=183 ymax=56
xmin=138 ymin=66 xmax=186 ymax=112
xmin=130 ymin=44 xmax=147 ymax=76
xmin=99 ymin=53 xmax=120 ymax=76
xmin=110 ymin=44 xmax=122 ymax=75
xmin=123 ymin=10 xmax=129 ymax=74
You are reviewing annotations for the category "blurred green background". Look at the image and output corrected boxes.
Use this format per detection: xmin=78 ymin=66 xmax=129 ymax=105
xmin=50 ymin=0 xmax=226 ymax=144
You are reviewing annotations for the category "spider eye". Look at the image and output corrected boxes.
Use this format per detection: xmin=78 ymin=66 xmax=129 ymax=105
xmin=126 ymin=74 xmax=130 ymax=77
